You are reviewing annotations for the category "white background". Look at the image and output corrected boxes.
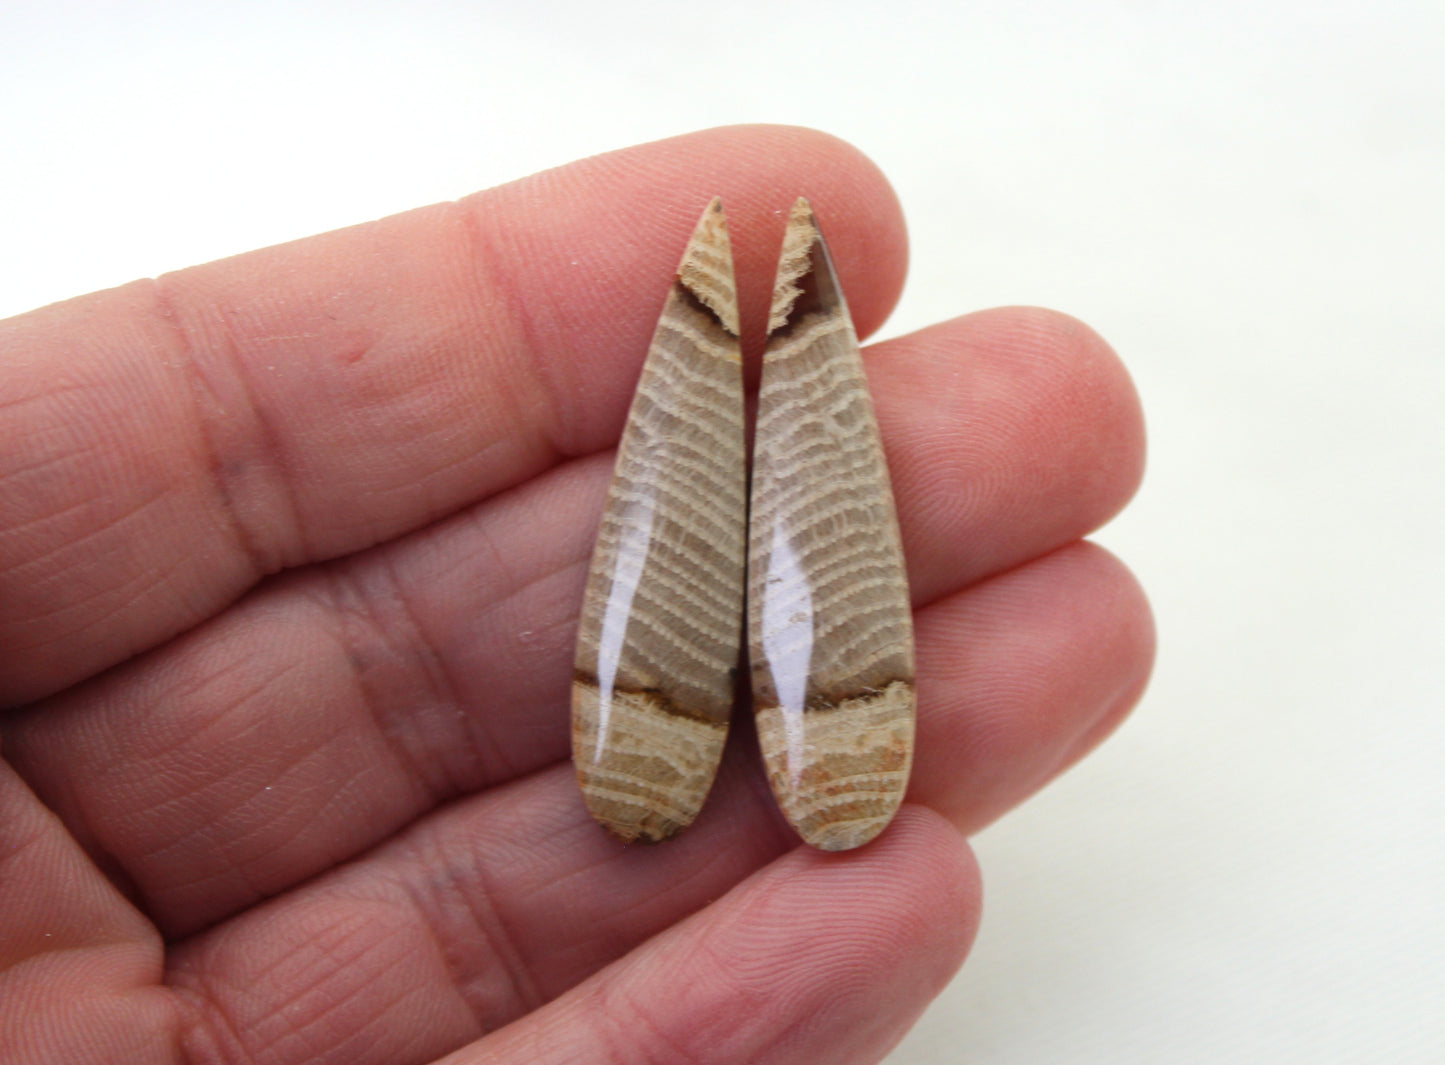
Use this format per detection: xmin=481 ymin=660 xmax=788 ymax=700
xmin=4 ymin=2 xmax=1442 ymax=1061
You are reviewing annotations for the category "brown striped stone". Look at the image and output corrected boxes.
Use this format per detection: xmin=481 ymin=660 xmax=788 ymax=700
xmin=572 ymin=199 xmax=746 ymax=843
xmin=747 ymin=198 xmax=916 ymax=851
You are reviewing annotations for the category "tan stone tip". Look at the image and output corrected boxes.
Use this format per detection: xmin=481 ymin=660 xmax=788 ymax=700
xmin=789 ymin=778 xmax=907 ymax=851
xmin=572 ymin=679 xmax=730 ymax=846
xmin=574 ymin=760 xmax=699 ymax=845
xmin=804 ymin=810 xmax=898 ymax=851
xmin=755 ymin=683 xmax=915 ymax=852
xmin=676 ymin=197 xmax=740 ymax=336
xmin=584 ymin=793 xmax=690 ymax=845
xmin=768 ymin=197 xmax=824 ymax=333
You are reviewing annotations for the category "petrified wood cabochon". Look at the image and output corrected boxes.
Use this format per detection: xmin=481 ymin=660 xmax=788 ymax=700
xmin=572 ymin=200 xmax=746 ymax=843
xmin=747 ymin=199 xmax=916 ymax=851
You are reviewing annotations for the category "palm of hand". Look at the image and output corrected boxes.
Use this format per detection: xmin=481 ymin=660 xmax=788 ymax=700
xmin=0 ymin=127 xmax=1151 ymax=1065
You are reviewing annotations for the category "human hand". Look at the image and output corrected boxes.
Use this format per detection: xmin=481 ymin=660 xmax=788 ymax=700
xmin=0 ymin=125 xmax=1153 ymax=1065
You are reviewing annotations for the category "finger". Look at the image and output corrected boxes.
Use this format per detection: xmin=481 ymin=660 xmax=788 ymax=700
xmin=164 ymin=756 xmax=790 ymax=1065
xmin=6 ymin=306 xmax=1144 ymax=935
xmin=0 ymin=124 xmax=907 ymax=706
xmin=165 ymin=805 xmax=976 ymax=1065
xmin=5 ymin=454 xmax=612 ymax=935
xmin=451 ymin=809 xmax=977 ymax=1065
xmin=872 ymin=305 xmax=1146 ymax=604
xmin=157 ymin=545 xmax=1144 ymax=1065
xmin=911 ymin=541 xmax=1155 ymax=834
xmin=0 ymin=758 xmax=173 ymax=1062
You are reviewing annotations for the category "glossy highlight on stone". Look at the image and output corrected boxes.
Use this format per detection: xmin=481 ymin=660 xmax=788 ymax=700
xmin=747 ymin=198 xmax=916 ymax=851
xmin=572 ymin=199 xmax=746 ymax=843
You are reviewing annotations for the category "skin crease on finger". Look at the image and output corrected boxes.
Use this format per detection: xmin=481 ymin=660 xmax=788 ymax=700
xmin=0 ymin=125 xmax=1153 ymax=1065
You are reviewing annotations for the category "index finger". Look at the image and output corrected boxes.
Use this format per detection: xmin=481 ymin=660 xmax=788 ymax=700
xmin=0 ymin=125 xmax=907 ymax=706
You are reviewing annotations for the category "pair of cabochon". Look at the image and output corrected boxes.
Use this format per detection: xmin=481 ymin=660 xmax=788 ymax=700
xmin=572 ymin=198 xmax=915 ymax=851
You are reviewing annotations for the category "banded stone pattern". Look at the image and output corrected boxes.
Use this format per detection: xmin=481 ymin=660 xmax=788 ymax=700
xmin=572 ymin=199 xmax=746 ymax=843
xmin=748 ymin=198 xmax=915 ymax=851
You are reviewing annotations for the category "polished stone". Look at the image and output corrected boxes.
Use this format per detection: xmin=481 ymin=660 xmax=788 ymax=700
xmin=747 ymin=198 xmax=916 ymax=851
xmin=572 ymin=200 xmax=746 ymax=843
